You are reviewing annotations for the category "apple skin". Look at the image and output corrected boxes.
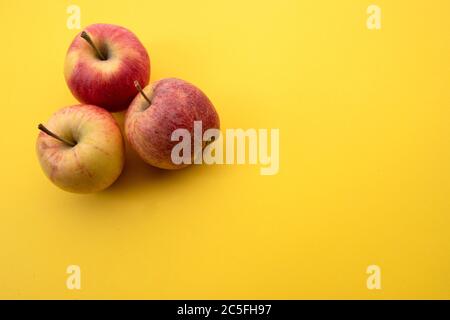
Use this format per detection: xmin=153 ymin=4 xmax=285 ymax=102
xmin=125 ymin=78 xmax=220 ymax=169
xmin=64 ymin=23 xmax=150 ymax=112
xmin=36 ymin=105 xmax=125 ymax=193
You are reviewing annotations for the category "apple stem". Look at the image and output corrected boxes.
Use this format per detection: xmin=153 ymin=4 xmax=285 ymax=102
xmin=134 ymin=80 xmax=152 ymax=105
xmin=38 ymin=124 xmax=76 ymax=147
xmin=80 ymin=31 xmax=106 ymax=60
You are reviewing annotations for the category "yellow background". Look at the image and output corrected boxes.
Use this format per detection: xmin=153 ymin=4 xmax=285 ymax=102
xmin=0 ymin=0 xmax=449 ymax=299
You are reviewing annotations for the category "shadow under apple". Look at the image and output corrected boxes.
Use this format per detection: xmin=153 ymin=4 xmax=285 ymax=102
xmin=95 ymin=111 xmax=204 ymax=199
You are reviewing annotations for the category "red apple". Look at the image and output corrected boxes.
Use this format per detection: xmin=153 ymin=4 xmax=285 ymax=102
xmin=36 ymin=105 xmax=125 ymax=193
xmin=125 ymin=78 xmax=220 ymax=169
xmin=64 ymin=23 xmax=150 ymax=112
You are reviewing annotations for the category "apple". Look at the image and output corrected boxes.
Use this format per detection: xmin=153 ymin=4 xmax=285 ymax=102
xmin=36 ymin=105 xmax=125 ymax=193
xmin=125 ymin=78 xmax=220 ymax=169
xmin=64 ymin=23 xmax=150 ymax=112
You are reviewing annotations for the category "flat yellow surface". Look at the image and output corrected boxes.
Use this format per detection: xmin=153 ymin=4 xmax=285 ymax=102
xmin=0 ymin=0 xmax=449 ymax=299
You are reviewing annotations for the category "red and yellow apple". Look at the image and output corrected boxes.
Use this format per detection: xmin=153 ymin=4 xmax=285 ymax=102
xmin=36 ymin=105 xmax=125 ymax=193
xmin=64 ymin=23 xmax=150 ymax=112
xmin=125 ymin=78 xmax=220 ymax=169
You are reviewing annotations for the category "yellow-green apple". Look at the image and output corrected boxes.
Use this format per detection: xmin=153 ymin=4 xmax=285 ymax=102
xmin=64 ymin=23 xmax=150 ymax=112
xmin=36 ymin=105 xmax=125 ymax=193
xmin=125 ymin=78 xmax=220 ymax=169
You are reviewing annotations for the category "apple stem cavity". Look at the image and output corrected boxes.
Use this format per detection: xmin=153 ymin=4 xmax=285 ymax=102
xmin=80 ymin=31 xmax=107 ymax=61
xmin=134 ymin=80 xmax=152 ymax=106
xmin=38 ymin=124 xmax=76 ymax=147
